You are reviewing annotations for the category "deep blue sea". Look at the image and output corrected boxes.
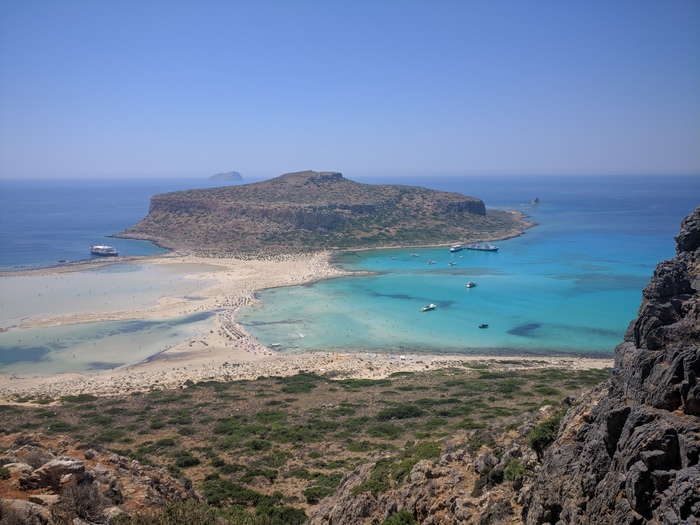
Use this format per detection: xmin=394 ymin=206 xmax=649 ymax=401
xmin=0 ymin=174 xmax=698 ymax=372
xmin=0 ymin=177 xmax=245 ymax=270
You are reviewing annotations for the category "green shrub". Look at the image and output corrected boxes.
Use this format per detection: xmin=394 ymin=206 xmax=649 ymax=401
xmin=46 ymin=420 xmax=77 ymax=433
xmin=154 ymin=437 xmax=177 ymax=448
xmin=346 ymin=441 xmax=372 ymax=452
xmin=410 ymin=441 xmax=441 ymax=461
xmin=95 ymin=429 xmax=125 ymax=443
xmin=367 ymin=423 xmax=403 ymax=439
xmin=504 ymin=458 xmax=525 ymax=481
xmin=203 ymin=478 xmax=262 ymax=507
xmin=351 ymin=458 xmax=392 ymax=496
xmin=275 ymin=372 xmax=324 ymax=394
xmin=246 ymin=439 xmax=272 ymax=452
xmin=303 ymin=485 xmax=332 ymax=504
xmin=376 ymin=404 xmax=423 ymax=421
xmin=173 ymin=450 xmax=200 ymax=468
xmin=59 ymin=394 xmax=98 ymax=403
xmin=254 ymin=410 xmax=287 ymax=424
xmin=528 ymin=411 xmax=564 ymax=460
xmin=381 ymin=510 xmax=419 ymax=525
xmin=534 ymin=386 xmax=561 ymax=396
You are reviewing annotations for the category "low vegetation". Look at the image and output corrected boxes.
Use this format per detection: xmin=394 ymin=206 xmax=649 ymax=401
xmin=0 ymin=362 xmax=609 ymax=523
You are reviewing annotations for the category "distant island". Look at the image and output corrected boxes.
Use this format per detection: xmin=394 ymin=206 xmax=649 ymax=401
xmin=120 ymin=170 xmax=532 ymax=256
xmin=208 ymin=171 xmax=242 ymax=181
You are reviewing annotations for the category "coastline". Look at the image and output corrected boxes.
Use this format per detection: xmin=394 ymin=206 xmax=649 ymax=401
xmin=0 ymin=247 xmax=613 ymax=403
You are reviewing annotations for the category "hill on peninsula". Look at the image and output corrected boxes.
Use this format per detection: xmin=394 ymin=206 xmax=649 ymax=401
xmin=119 ymin=171 xmax=530 ymax=256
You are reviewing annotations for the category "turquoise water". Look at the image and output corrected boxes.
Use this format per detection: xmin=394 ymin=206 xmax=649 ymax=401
xmin=0 ymin=174 xmax=696 ymax=372
xmin=238 ymin=175 xmax=699 ymax=357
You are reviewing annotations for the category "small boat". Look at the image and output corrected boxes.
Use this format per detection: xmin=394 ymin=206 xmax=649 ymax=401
xmin=479 ymin=324 xmax=489 ymax=329
xmin=466 ymin=243 xmax=499 ymax=252
xmin=90 ymin=245 xmax=119 ymax=256
xmin=427 ymin=260 xmax=435 ymax=265
xmin=448 ymin=261 xmax=457 ymax=266
xmin=421 ymin=304 xmax=437 ymax=312
xmin=450 ymin=244 xmax=464 ymax=253
xmin=466 ymin=281 xmax=477 ymax=288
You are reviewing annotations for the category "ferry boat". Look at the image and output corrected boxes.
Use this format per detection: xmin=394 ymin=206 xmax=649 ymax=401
xmin=450 ymin=244 xmax=464 ymax=253
xmin=421 ymin=303 xmax=437 ymax=312
xmin=466 ymin=281 xmax=477 ymax=288
xmin=466 ymin=243 xmax=499 ymax=252
xmin=90 ymin=245 xmax=119 ymax=256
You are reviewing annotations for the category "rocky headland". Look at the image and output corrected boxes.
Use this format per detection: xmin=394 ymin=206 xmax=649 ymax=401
xmin=118 ymin=170 xmax=531 ymax=256
xmin=523 ymin=205 xmax=700 ymax=524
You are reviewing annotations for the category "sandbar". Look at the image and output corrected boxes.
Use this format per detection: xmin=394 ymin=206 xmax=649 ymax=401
xmin=0 ymin=252 xmax=613 ymax=402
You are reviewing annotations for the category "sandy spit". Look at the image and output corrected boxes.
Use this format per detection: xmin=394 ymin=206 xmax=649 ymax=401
xmin=0 ymin=251 xmax=612 ymax=402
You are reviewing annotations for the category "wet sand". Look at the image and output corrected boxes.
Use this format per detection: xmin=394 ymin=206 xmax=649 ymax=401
xmin=0 ymin=252 xmax=613 ymax=402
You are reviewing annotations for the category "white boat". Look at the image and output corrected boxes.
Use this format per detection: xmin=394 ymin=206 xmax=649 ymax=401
xmin=466 ymin=281 xmax=477 ymax=288
xmin=466 ymin=243 xmax=499 ymax=252
xmin=450 ymin=244 xmax=464 ymax=253
xmin=421 ymin=303 xmax=437 ymax=312
xmin=90 ymin=245 xmax=118 ymax=256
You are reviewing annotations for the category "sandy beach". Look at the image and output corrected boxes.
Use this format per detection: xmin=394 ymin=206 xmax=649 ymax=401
xmin=0 ymin=252 xmax=613 ymax=402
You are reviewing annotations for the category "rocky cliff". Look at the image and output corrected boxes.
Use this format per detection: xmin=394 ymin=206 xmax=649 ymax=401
xmin=523 ymin=205 xmax=700 ymax=524
xmin=119 ymin=171 xmax=530 ymax=256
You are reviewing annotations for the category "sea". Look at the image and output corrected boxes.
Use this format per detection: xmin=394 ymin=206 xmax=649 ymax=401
xmin=0 ymin=174 xmax=698 ymax=373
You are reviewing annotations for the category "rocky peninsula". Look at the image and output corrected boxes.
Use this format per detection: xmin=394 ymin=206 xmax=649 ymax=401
xmin=117 ymin=170 xmax=531 ymax=256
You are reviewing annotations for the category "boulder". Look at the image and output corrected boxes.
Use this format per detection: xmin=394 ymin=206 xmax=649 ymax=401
xmin=19 ymin=457 xmax=88 ymax=491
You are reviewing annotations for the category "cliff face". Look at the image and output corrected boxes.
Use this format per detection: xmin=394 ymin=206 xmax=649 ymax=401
xmin=119 ymin=171 xmax=528 ymax=256
xmin=524 ymin=206 xmax=700 ymax=524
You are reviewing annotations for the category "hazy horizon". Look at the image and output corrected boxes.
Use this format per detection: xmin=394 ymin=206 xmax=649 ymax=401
xmin=1 ymin=1 xmax=699 ymax=180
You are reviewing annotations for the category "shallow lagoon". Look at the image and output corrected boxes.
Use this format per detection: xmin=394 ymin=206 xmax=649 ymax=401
xmin=0 ymin=263 xmax=218 ymax=374
xmin=239 ymin=241 xmax=645 ymax=357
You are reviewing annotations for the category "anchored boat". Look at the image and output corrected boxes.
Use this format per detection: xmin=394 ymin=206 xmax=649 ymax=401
xmin=90 ymin=245 xmax=118 ymax=256
xmin=466 ymin=243 xmax=499 ymax=252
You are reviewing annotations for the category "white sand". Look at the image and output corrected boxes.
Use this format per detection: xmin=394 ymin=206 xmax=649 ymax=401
xmin=0 ymin=252 xmax=613 ymax=402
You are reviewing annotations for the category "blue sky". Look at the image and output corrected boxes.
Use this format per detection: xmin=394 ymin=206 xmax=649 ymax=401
xmin=1 ymin=1 xmax=699 ymax=179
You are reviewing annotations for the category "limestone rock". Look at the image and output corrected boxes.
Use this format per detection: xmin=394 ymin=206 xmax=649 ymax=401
xmin=0 ymin=435 xmax=198 ymax=523
xmin=524 ymin=206 xmax=700 ymax=524
xmin=19 ymin=457 xmax=88 ymax=491
xmin=0 ymin=498 xmax=52 ymax=524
